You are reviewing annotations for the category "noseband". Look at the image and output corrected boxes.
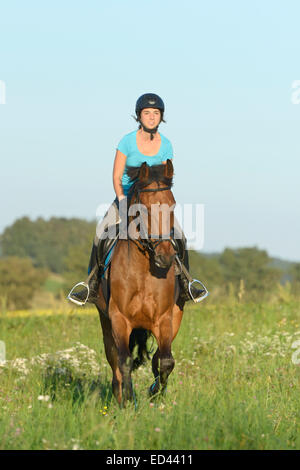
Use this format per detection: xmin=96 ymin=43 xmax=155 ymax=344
xmin=127 ymin=184 xmax=176 ymax=257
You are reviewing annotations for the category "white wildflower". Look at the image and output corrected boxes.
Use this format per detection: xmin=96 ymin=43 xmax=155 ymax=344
xmin=38 ymin=395 xmax=50 ymax=402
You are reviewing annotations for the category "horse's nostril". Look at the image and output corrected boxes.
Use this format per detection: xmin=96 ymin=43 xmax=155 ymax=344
xmin=155 ymin=254 xmax=173 ymax=268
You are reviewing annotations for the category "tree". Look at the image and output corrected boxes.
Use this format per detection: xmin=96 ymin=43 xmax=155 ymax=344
xmin=62 ymin=242 xmax=94 ymax=293
xmin=0 ymin=257 xmax=48 ymax=310
xmin=219 ymin=246 xmax=282 ymax=298
xmin=189 ymin=250 xmax=224 ymax=289
xmin=290 ymin=262 xmax=300 ymax=296
xmin=290 ymin=263 xmax=300 ymax=283
xmin=0 ymin=216 xmax=96 ymax=273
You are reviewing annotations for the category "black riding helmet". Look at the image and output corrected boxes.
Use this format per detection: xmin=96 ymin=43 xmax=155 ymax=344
xmin=135 ymin=93 xmax=165 ymax=115
xmin=135 ymin=93 xmax=165 ymax=140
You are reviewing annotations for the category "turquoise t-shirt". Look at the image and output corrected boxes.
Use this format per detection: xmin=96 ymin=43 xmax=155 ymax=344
xmin=117 ymin=129 xmax=174 ymax=195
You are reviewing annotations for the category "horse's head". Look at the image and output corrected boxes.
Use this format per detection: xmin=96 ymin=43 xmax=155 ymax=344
xmin=127 ymin=159 xmax=176 ymax=270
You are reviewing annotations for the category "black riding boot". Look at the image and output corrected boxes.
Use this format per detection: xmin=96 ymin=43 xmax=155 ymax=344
xmin=69 ymin=242 xmax=100 ymax=304
xmin=178 ymin=249 xmax=207 ymax=302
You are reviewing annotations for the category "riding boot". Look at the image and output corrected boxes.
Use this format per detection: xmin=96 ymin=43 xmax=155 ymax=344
xmin=178 ymin=249 xmax=207 ymax=302
xmin=69 ymin=242 xmax=101 ymax=304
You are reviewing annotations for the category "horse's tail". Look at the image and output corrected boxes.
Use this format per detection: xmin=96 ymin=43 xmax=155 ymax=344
xmin=129 ymin=328 xmax=152 ymax=370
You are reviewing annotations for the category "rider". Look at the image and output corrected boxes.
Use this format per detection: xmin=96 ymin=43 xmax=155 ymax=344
xmin=69 ymin=93 xmax=206 ymax=304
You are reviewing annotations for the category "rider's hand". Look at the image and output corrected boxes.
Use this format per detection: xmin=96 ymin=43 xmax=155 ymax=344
xmin=116 ymin=195 xmax=127 ymax=218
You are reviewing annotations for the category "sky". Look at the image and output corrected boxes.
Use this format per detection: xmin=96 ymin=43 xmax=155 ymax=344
xmin=0 ymin=0 xmax=299 ymax=261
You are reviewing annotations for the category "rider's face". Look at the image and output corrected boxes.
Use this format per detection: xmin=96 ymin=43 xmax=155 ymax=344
xmin=140 ymin=108 xmax=161 ymax=129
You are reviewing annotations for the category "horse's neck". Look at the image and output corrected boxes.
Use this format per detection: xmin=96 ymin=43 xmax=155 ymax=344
xmin=120 ymin=239 xmax=175 ymax=280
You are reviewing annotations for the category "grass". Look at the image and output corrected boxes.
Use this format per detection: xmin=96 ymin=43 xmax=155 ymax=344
xmin=0 ymin=300 xmax=300 ymax=450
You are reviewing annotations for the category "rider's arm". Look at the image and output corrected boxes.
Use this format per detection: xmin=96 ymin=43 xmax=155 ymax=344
xmin=113 ymin=149 xmax=127 ymax=201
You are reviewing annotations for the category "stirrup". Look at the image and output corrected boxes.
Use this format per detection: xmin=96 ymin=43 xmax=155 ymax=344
xmin=67 ymin=282 xmax=90 ymax=306
xmin=188 ymin=279 xmax=209 ymax=303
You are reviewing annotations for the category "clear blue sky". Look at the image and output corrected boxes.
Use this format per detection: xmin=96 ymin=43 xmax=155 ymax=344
xmin=0 ymin=0 xmax=299 ymax=261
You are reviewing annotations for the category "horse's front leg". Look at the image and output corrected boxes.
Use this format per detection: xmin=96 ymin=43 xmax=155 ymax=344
xmin=149 ymin=302 xmax=184 ymax=397
xmin=109 ymin=301 xmax=134 ymax=406
xmin=154 ymin=311 xmax=175 ymax=394
xmin=98 ymin=307 xmax=123 ymax=404
xmin=149 ymin=348 xmax=160 ymax=396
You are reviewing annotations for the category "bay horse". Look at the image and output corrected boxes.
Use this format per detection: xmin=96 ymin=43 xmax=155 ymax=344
xmin=95 ymin=159 xmax=185 ymax=406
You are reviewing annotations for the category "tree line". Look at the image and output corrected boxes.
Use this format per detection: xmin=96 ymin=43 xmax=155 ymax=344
xmin=0 ymin=216 xmax=299 ymax=309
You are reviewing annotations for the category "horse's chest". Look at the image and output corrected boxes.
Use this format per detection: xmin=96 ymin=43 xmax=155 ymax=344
xmin=125 ymin=274 xmax=173 ymax=319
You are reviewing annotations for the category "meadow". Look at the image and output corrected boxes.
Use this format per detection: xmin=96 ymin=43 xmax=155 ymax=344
xmin=0 ymin=298 xmax=300 ymax=450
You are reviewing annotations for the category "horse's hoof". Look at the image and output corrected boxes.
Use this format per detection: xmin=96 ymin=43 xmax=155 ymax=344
xmin=149 ymin=379 xmax=160 ymax=397
xmin=132 ymin=388 xmax=137 ymax=411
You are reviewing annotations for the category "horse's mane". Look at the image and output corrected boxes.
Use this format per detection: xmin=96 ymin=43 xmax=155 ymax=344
xmin=126 ymin=163 xmax=174 ymax=194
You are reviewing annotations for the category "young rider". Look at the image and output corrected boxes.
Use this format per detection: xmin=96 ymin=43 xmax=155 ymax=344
xmin=69 ymin=93 xmax=206 ymax=304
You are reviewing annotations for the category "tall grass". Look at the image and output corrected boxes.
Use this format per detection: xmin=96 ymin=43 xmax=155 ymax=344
xmin=0 ymin=299 xmax=300 ymax=450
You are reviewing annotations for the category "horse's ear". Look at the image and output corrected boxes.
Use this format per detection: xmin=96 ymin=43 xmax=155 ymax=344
xmin=139 ymin=162 xmax=149 ymax=182
xmin=164 ymin=159 xmax=174 ymax=178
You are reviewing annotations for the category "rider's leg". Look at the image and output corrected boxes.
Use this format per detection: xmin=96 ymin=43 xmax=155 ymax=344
xmin=69 ymin=198 xmax=120 ymax=304
xmin=173 ymin=216 xmax=206 ymax=302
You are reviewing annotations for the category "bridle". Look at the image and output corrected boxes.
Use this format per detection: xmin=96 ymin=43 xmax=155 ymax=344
xmin=127 ymin=184 xmax=177 ymax=257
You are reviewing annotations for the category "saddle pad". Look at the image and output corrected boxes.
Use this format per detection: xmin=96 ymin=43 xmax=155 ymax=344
xmin=101 ymin=240 xmax=118 ymax=278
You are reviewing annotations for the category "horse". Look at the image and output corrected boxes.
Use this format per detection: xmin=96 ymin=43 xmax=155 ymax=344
xmin=95 ymin=159 xmax=185 ymax=406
